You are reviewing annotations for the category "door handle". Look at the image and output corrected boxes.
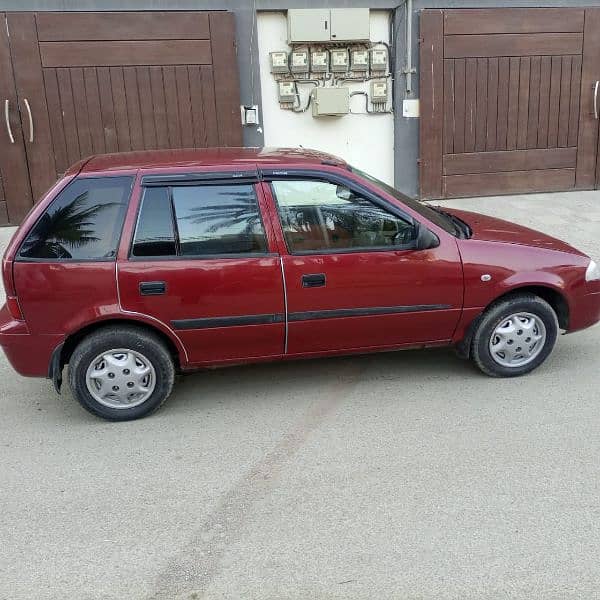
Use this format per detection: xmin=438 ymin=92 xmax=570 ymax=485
xmin=302 ymin=273 xmax=326 ymax=288
xmin=23 ymin=98 xmax=33 ymax=142
xmin=4 ymin=99 xmax=14 ymax=143
xmin=139 ymin=281 xmax=166 ymax=296
xmin=594 ymin=81 xmax=600 ymax=120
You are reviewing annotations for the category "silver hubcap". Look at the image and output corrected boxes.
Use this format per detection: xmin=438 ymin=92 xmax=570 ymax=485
xmin=489 ymin=312 xmax=547 ymax=368
xmin=85 ymin=348 xmax=156 ymax=409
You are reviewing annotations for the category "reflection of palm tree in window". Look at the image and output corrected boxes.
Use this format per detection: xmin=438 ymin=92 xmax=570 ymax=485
xmin=21 ymin=193 xmax=116 ymax=259
xmin=179 ymin=190 xmax=262 ymax=237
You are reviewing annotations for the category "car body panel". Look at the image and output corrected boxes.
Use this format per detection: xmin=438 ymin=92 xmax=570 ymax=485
xmin=0 ymin=147 xmax=599 ymax=382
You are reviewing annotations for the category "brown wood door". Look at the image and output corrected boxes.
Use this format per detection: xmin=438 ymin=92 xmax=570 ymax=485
xmin=577 ymin=8 xmax=600 ymax=189
xmin=0 ymin=14 xmax=34 ymax=224
xmin=1 ymin=11 xmax=241 ymax=226
xmin=420 ymin=8 xmax=586 ymax=199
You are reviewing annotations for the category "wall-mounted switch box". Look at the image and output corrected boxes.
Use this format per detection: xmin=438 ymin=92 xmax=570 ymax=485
xmin=370 ymin=48 xmax=388 ymax=72
xmin=402 ymin=98 xmax=420 ymax=118
xmin=290 ymin=50 xmax=309 ymax=74
xmin=311 ymin=51 xmax=329 ymax=73
xmin=278 ymin=81 xmax=297 ymax=104
xmin=370 ymin=80 xmax=388 ymax=104
xmin=270 ymin=52 xmax=289 ymax=74
xmin=350 ymin=50 xmax=369 ymax=72
xmin=240 ymin=105 xmax=260 ymax=125
xmin=311 ymin=87 xmax=349 ymax=117
xmin=330 ymin=49 xmax=349 ymax=73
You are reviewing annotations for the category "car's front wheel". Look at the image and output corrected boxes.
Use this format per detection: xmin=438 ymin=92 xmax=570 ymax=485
xmin=471 ymin=293 xmax=559 ymax=377
xmin=68 ymin=326 xmax=175 ymax=421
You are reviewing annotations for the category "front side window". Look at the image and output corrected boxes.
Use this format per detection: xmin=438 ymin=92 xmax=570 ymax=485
xmin=19 ymin=176 xmax=133 ymax=260
xmin=271 ymin=179 xmax=416 ymax=253
xmin=131 ymin=183 xmax=267 ymax=258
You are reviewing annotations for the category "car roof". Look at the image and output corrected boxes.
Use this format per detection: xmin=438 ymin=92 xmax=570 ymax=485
xmin=78 ymin=147 xmax=347 ymax=174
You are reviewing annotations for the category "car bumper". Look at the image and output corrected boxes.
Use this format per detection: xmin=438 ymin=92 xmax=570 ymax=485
xmin=568 ymin=290 xmax=600 ymax=333
xmin=0 ymin=304 xmax=62 ymax=377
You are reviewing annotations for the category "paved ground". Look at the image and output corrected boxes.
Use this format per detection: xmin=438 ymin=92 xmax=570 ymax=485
xmin=0 ymin=191 xmax=599 ymax=600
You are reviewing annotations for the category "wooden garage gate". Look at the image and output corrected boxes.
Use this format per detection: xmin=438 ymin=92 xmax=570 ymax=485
xmin=0 ymin=11 xmax=242 ymax=225
xmin=420 ymin=8 xmax=600 ymax=199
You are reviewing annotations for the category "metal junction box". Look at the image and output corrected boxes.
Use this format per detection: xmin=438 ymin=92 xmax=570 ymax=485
xmin=330 ymin=9 xmax=370 ymax=42
xmin=288 ymin=8 xmax=370 ymax=43
xmin=311 ymin=87 xmax=350 ymax=117
xmin=288 ymin=9 xmax=330 ymax=43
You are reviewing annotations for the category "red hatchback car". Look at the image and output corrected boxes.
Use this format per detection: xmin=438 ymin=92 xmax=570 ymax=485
xmin=1 ymin=148 xmax=599 ymax=420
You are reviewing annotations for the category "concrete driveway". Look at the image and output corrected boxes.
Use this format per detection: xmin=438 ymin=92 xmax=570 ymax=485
xmin=1 ymin=191 xmax=599 ymax=599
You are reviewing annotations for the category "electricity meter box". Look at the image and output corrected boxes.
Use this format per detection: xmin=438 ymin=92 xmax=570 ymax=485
xmin=370 ymin=80 xmax=388 ymax=104
xmin=351 ymin=50 xmax=369 ymax=72
xmin=311 ymin=51 xmax=329 ymax=73
xmin=278 ymin=81 xmax=296 ymax=104
xmin=311 ymin=87 xmax=350 ymax=117
xmin=270 ymin=52 xmax=289 ymax=74
xmin=290 ymin=50 xmax=309 ymax=74
xmin=287 ymin=8 xmax=370 ymax=44
xmin=370 ymin=48 xmax=388 ymax=72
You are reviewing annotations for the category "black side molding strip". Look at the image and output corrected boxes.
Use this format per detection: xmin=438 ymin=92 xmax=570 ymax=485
xmin=288 ymin=304 xmax=452 ymax=322
xmin=172 ymin=313 xmax=285 ymax=330
xmin=170 ymin=305 xmax=451 ymax=330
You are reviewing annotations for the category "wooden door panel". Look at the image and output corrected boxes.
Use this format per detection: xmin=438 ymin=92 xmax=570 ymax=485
xmin=2 ymin=11 xmax=241 ymax=225
xmin=6 ymin=13 xmax=56 ymax=204
xmin=0 ymin=13 xmax=33 ymax=225
xmin=420 ymin=8 xmax=586 ymax=199
xmin=577 ymin=9 xmax=600 ymax=188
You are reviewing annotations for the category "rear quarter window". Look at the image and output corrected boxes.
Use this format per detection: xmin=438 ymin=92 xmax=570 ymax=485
xmin=19 ymin=176 xmax=133 ymax=260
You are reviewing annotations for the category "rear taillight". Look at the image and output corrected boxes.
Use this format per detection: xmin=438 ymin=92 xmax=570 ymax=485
xmin=6 ymin=296 xmax=24 ymax=321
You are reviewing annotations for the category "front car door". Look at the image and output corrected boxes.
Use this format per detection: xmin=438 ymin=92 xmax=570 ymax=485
xmin=261 ymin=169 xmax=464 ymax=356
xmin=118 ymin=171 xmax=285 ymax=366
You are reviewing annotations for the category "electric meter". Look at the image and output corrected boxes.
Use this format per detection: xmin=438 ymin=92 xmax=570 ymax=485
xmin=370 ymin=80 xmax=388 ymax=104
xmin=278 ymin=81 xmax=297 ymax=104
xmin=270 ymin=52 xmax=289 ymax=74
xmin=290 ymin=50 xmax=309 ymax=74
xmin=350 ymin=50 xmax=369 ymax=72
xmin=311 ymin=51 xmax=329 ymax=73
xmin=330 ymin=49 xmax=349 ymax=73
xmin=370 ymin=48 xmax=388 ymax=72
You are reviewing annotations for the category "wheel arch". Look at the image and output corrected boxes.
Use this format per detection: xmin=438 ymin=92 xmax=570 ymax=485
xmin=456 ymin=284 xmax=569 ymax=359
xmin=51 ymin=317 xmax=186 ymax=392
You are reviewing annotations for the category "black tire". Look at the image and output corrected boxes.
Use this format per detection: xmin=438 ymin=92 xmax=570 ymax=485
xmin=68 ymin=325 xmax=175 ymax=421
xmin=471 ymin=293 xmax=559 ymax=378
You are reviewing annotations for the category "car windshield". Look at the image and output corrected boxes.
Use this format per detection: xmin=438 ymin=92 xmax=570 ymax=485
xmin=349 ymin=166 xmax=460 ymax=236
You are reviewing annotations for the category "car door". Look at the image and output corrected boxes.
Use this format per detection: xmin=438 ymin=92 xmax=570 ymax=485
xmin=262 ymin=172 xmax=464 ymax=355
xmin=117 ymin=172 xmax=285 ymax=365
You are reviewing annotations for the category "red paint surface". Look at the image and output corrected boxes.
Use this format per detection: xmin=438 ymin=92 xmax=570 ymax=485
xmin=1 ymin=148 xmax=598 ymax=378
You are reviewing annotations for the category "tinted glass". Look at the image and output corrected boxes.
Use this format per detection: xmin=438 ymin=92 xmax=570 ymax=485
xmin=132 ymin=187 xmax=177 ymax=257
xmin=19 ymin=176 xmax=132 ymax=260
xmin=349 ymin=165 xmax=458 ymax=236
xmin=271 ymin=180 xmax=415 ymax=253
xmin=172 ymin=184 xmax=267 ymax=256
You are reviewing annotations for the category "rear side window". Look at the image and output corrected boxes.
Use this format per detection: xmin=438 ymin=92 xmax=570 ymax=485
xmin=131 ymin=188 xmax=177 ymax=257
xmin=19 ymin=176 xmax=133 ymax=260
xmin=131 ymin=183 xmax=268 ymax=257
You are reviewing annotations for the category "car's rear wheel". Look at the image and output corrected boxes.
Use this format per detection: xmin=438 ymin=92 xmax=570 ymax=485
xmin=471 ymin=293 xmax=559 ymax=377
xmin=68 ymin=326 xmax=175 ymax=421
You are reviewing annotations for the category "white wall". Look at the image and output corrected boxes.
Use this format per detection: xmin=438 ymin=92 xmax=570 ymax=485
xmin=257 ymin=10 xmax=395 ymax=185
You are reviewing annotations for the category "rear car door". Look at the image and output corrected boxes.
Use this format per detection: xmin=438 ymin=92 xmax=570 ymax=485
xmin=117 ymin=172 xmax=285 ymax=365
xmin=263 ymin=172 xmax=464 ymax=355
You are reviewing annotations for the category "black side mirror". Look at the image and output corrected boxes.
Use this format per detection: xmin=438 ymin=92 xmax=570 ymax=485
xmin=413 ymin=222 xmax=440 ymax=250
